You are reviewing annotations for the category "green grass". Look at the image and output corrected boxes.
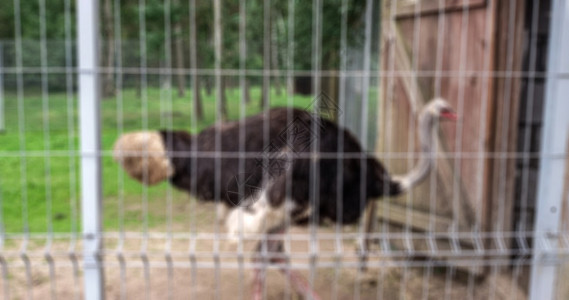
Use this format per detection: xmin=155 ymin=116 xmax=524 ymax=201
xmin=0 ymin=86 xmax=314 ymax=233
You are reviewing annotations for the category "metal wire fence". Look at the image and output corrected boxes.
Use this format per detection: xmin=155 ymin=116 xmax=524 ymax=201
xmin=0 ymin=0 xmax=568 ymax=299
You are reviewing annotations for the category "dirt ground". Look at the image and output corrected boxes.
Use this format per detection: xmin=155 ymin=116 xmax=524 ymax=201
xmin=0 ymin=202 xmax=528 ymax=300
xmin=0 ymin=261 xmax=528 ymax=300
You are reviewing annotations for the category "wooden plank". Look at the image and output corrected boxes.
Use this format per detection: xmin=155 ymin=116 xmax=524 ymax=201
xmin=377 ymin=201 xmax=473 ymax=245
xmin=486 ymin=0 xmax=525 ymax=263
xmin=377 ymin=200 xmax=453 ymax=233
xmin=376 ymin=202 xmax=485 ymax=275
xmin=396 ymin=0 xmax=487 ymax=19
xmin=479 ymin=0 xmax=498 ymax=238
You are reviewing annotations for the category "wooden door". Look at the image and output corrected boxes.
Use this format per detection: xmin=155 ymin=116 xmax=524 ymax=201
xmin=376 ymin=0 xmax=525 ymax=275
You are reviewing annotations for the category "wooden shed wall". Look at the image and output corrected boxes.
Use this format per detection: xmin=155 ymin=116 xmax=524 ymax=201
xmin=377 ymin=0 xmax=524 ymax=239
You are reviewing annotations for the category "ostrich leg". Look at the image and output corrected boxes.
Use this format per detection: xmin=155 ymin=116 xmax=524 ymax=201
xmin=252 ymin=225 xmax=321 ymax=300
xmin=358 ymin=200 xmax=378 ymax=272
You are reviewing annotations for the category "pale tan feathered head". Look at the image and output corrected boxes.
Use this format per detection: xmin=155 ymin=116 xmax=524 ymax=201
xmin=112 ymin=131 xmax=174 ymax=185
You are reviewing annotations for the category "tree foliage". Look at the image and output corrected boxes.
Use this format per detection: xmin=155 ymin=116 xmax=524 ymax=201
xmin=0 ymin=0 xmax=369 ymax=91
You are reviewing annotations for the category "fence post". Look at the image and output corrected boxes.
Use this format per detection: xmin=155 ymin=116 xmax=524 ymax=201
xmin=529 ymin=1 xmax=569 ymax=299
xmin=77 ymin=1 xmax=104 ymax=300
xmin=0 ymin=41 xmax=4 ymax=132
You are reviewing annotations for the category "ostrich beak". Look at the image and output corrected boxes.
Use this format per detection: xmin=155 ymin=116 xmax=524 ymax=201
xmin=441 ymin=109 xmax=459 ymax=121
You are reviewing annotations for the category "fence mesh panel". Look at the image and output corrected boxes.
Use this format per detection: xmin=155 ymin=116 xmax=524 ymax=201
xmin=0 ymin=0 xmax=568 ymax=299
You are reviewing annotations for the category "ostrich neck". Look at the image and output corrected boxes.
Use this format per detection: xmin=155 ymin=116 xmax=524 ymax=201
xmin=394 ymin=110 xmax=437 ymax=192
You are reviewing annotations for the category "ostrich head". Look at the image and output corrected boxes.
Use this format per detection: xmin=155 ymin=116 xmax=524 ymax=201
xmin=418 ymin=98 xmax=458 ymax=152
xmin=424 ymin=98 xmax=459 ymax=122
xmin=112 ymin=131 xmax=175 ymax=185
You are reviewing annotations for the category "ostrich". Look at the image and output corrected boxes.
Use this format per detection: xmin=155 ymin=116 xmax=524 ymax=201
xmin=113 ymin=98 xmax=457 ymax=299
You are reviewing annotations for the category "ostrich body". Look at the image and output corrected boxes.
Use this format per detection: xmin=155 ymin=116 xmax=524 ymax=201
xmin=225 ymin=99 xmax=456 ymax=238
xmin=224 ymin=99 xmax=456 ymax=299
xmin=113 ymin=99 xmax=457 ymax=299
